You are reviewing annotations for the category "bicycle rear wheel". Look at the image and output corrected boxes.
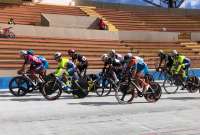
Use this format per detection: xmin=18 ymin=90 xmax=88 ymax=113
xmin=144 ymin=82 xmax=162 ymax=102
xmin=186 ymin=76 xmax=199 ymax=93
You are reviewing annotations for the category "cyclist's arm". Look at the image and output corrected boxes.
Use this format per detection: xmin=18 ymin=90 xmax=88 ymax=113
xmin=18 ymin=61 xmax=27 ymax=73
xmin=158 ymin=56 xmax=164 ymax=70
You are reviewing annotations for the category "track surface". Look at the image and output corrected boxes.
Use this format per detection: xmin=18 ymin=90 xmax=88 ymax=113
xmin=0 ymin=90 xmax=200 ymax=135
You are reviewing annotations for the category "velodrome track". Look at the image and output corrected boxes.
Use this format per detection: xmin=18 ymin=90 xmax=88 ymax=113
xmin=0 ymin=87 xmax=200 ymax=135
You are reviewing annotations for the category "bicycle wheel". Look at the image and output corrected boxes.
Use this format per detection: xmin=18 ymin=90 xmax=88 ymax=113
xmin=186 ymin=76 xmax=199 ymax=93
xmin=115 ymin=81 xmax=135 ymax=104
xmin=96 ymin=78 xmax=112 ymax=96
xmin=9 ymin=76 xmax=29 ymax=96
xmin=8 ymin=32 xmax=15 ymax=38
xmin=163 ymin=77 xmax=179 ymax=94
xmin=144 ymin=82 xmax=162 ymax=102
xmin=41 ymin=80 xmax=62 ymax=100
xmin=72 ymin=78 xmax=89 ymax=98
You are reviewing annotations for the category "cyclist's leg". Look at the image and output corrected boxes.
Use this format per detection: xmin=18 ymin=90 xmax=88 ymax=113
xmin=136 ymin=64 xmax=150 ymax=91
xmin=112 ymin=70 xmax=119 ymax=83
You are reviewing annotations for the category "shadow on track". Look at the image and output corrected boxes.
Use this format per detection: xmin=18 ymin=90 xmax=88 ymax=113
xmin=162 ymin=96 xmax=200 ymax=101
xmin=68 ymin=101 xmax=119 ymax=106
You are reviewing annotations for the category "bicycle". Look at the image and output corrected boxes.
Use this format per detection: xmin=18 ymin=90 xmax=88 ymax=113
xmin=0 ymin=27 xmax=15 ymax=38
xmin=9 ymin=71 xmax=44 ymax=96
xmin=115 ymin=69 xmax=162 ymax=104
xmin=163 ymin=69 xmax=200 ymax=94
xmin=41 ymin=73 xmax=89 ymax=100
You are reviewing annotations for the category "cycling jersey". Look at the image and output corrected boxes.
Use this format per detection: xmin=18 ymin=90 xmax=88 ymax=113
xmin=37 ymin=55 xmax=49 ymax=69
xmin=24 ymin=54 xmax=42 ymax=65
xmin=172 ymin=55 xmax=191 ymax=78
xmin=23 ymin=54 xmax=45 ymax=75
xmin=71 ymin=53 xmax=88 ymax=75
xmin=55 ymin=57 xmax=76 ymax=77
xmin=128 ymin=57 xmax=148 ymax=76
xmin=159 ymin=53 xmax=173 ymax=68
xmin=72 ymin=54 xmax=87 ymax=63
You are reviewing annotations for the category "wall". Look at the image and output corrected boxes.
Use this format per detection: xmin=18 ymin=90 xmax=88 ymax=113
xmin=0 ymin=23 xmax=179 ymax=41
xmin=0 ymin=23 xmax=119 ymax=40
xmin=41 ymin=14 xmax=99 ymax=29
xmin=119 ymin=31 xmax=178 ymax=42
xmin=191 ymin=32 xmax=200 ymax=42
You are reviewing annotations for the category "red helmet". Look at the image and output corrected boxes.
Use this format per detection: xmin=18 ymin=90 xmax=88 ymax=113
xmin=68 ymin=49 xmax=75 ymax=54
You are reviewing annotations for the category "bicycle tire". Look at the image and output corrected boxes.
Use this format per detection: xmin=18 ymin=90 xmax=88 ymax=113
xmin=144 ymin=82 xmax=162 ymax=102
xmin=95 ymin=78 xmax=112 ymax=96
xmin=9 ymin=76 xmax=29 ymax=96
xmin=115 ymin=81 xmax=135 ymax=104
xmin=163 ymin=77 xmax=179 ymax=94
xmin=41 ymin=80 xmax=62 ymax=100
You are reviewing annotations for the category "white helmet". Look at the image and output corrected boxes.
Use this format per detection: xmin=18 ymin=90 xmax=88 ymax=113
xmin=54 ymin=52 xmax=62 ymax=60
xmin=172 ymin=50 xmax=178 ymax=56
xmin=109 ymin=49 xmax=116 ymax=56
xmin=159 ymin=50 xmax=164 ymax=54
xmin=127 ymin=53 xmax=132 ymax=58
xmin=111 ymin=49 xmax=116 ymax=54
xmin=19 ymin=50 xmax=27 ymax=56
xmin=101 ymin=54 xmax=108 ymax=61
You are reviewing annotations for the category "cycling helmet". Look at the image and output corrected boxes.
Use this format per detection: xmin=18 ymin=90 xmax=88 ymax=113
xmin=27 ymin=49 xmax=34 ymax=55
xmin=68 ymin=49 xmax=75 ymax=54
xmin=101 ymin=54 xmax=108 ymax=61
xmin=54 ymin=52 xmax=62 ymax=60
xmin=109 ymin=49 xmax=116 ymax=57
xmin=19 ymin=50 xmax=27 ymax=56
xmin=124 ymin=53 xmax=132 ymax=61
xmin=158 ymin=50 xmax=164 ymax=57
xmin=172 ymin=50 xmax=178 ymax=57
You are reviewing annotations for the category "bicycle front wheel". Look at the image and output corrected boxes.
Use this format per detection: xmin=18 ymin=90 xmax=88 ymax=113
xmin=163 ymin=77 xmax=179 ymax=94
xmin=9 ymin=76 xmax=29 ymax=96
xmin=115 ymin=81 xmax=135 ymax=104
xmin=96 ymin=79 xmax=112 ymax=96
xmin=41 ymin=80 xmax=62 ymax=100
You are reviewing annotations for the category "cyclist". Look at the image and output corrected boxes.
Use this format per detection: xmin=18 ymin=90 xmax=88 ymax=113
xmin=101 ymin=53 xmax=120 ymax=83
xmin=124 ymin=54 xmax=150 ymax=92
xmin=68 ymin=49 xmax=88 ymax=77
xmin=157 ymin=50 xmax=173 ymax=72
xmin=108 ymin=49 xmax=123 ymax=62
xmin=18 ymin=50 xmax=46 ymax=80
xmin=171 ymin=50 xmax=191 ymax=80
xmin=26 ymin=49 xmax=49 ymax=71
xmin=54 ymin=52 xmax=78 ymax=93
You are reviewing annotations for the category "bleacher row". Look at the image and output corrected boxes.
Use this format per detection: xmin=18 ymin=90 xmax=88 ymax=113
xmin=0 ymin=3 xmax=86 ymax=25
xmin=0 ymin=3 xmax=200 ymax=70
xmin=1 ymin=3 xmax=200 ymax=31
xmin=0 ymin=36 xmax=200 ymax=69
xmin=96 ymin=8 xmax=200 ymax=32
